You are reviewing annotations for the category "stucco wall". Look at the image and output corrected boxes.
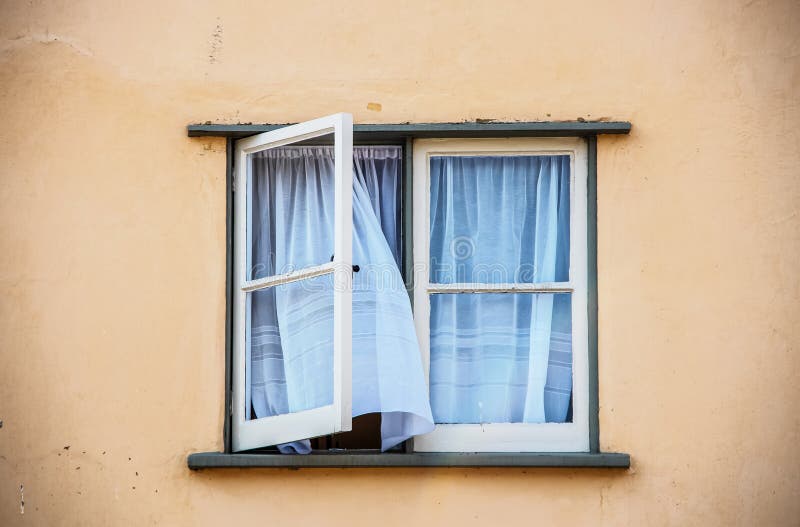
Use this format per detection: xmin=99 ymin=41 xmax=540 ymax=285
xmin=1 ymin=1 xmax=798 ymax=525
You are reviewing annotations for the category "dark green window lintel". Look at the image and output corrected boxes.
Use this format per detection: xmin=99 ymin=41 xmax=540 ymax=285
xmin=187 ymin=121 xmax=632 ymax=139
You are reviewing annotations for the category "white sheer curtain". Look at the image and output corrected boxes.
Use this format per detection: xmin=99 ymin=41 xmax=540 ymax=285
xmin=428 ymin=155 xmax=573 ymax=424
xmin=248 ymin=146 xmax=433 ymax=453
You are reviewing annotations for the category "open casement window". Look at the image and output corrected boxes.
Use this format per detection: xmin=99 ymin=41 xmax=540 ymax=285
xmin=412 ymin=137 xmax=590 ymax=453
xmin=232 ymin=113 xmax=353 ymax=452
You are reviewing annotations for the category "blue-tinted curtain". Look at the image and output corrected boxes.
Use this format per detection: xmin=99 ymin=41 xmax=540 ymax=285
xmin=428 ymin=155 xmax=573 ymax=424
xmin=248 ymin=146 xmax=433 ymax=453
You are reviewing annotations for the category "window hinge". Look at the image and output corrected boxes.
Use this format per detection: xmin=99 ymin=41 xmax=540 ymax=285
xmin=230 ymin=153 xmax=236 ymax=192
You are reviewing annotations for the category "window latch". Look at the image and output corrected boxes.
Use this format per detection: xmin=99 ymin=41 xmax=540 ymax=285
xmin=330 ymin=254 xmax=360 ymax=273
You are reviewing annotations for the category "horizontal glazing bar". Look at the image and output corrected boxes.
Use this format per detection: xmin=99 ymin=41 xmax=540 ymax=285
xmin=242 ymin=262 xmax=335 ymax=292
xmin=427 ymin=282 xmax=573 ymax=294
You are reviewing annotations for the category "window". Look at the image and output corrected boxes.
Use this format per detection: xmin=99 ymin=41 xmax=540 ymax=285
xmin=412 ymin=138 xmax=588 ymax=452
xmin=188 ymin=116 xmax=632 ymax=468
xmin=232 ymin=114 xmax=354 ymax=451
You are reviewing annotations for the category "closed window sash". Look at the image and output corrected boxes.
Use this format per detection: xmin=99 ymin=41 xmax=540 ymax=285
xmin=412 ymin=138 xmax=590 ymax=453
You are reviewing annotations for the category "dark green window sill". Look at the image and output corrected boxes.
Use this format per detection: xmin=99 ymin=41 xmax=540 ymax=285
xmin=187 ymin=451 xmax=630 ymax=469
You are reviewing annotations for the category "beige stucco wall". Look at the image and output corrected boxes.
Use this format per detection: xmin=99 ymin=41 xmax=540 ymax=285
xmin=1 ymin=0 xmax=798 ymax=525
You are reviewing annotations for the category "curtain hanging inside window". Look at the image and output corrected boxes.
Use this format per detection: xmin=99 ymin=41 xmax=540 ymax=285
xmin=428 ymin=155 xmax=573 ymax=425
xmin=249 ymin=146 xmax=433 ymax=453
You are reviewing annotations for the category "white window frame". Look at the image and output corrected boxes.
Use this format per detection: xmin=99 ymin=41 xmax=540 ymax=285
xmin=232 ymin=113 xmax=354 ymax=452
xmin=411 ymin=137 xmax=590 ymax=452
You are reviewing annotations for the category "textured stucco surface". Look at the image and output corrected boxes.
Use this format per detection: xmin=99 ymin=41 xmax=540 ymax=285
xmin=1 ymin=1 xmax=798 ymax=525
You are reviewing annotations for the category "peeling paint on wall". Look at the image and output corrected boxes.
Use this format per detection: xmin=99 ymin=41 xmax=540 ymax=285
xmin=208 ymin=20 xmax=223 ymax=64
xmin=0 ymin=33 xmax=93 ymax=57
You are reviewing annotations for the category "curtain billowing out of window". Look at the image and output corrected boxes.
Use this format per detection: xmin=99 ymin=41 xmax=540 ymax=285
xmin=249 ymin=146 xmax=433 ymax=453
xmin=428 ymin=155 xmax=573 ymax=424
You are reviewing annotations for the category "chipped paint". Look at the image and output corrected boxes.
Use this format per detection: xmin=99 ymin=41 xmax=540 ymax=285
xmin=208 ymin=19 xmax=223 ymax=64
xmin=0 ymin=33 xmax=93 ymax=57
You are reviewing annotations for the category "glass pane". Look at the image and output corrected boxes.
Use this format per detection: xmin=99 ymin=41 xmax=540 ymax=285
xmin=246 ymin=273 xmax=334 ymax=421
xmin=429 ymin=155 xmax=570 ymax=284
xmin=248 ymin=141 xmax=336 ymax=281
xmin=353 ymin=147 xmax=403 ymax=267
xmin=429 ymin=292 xmax=572 ymax=424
